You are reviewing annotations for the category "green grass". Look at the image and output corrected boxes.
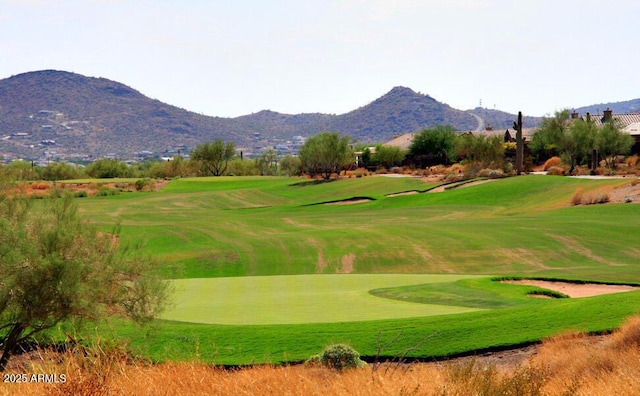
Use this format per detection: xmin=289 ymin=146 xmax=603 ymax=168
xmin=62 ymin=174 xmax=640 ymax=364
xmin=110 ymin=290 xmax=640 ymax=365
xmin=163 ymin=275 xmax=485 ymax=325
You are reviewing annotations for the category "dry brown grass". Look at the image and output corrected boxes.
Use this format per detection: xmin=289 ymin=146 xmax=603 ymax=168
xmin=4 ymin=316 xmax=640 ymax=395
xmin=570 ymin=187 xmax=610 ymax=206
xmin=543 ymin=156 xmax=562 ymax=171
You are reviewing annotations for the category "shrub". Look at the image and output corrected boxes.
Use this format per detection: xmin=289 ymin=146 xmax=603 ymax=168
xmin=96 ymin=187 xmax=122 ymax=197
xmin=570 ymin=189 xmax=584 ymax=206
xmin=306 ymin=344 xmax=366 ymax=371
xmin=135 ymin=178 xmax=150 ymax=191
xmin=31 ymin=181 xmax=49 ymax=190
xmin=543 ymin=156 xmax=562 ymax=171
xmin=546 ymin=166 xmax=565 ymax=176
xmin=571 ymin=188 xmax=610 ymax=205
xmin=478 ymin=168 xmax=504 ymax=178
xmin=74 ymin=190 xmax=88 ymax=198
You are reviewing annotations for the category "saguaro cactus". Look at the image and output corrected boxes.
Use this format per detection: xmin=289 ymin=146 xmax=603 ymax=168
xmin=513 ymin=111 xmax=524 ymax=174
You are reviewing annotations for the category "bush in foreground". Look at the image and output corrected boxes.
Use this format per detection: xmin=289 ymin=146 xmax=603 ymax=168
xmin=306 ymin=344 xmax=366 ymax=371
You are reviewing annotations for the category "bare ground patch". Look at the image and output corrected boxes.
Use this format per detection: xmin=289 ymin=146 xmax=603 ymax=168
xmin=337 ymin=253 xmax=355 ymax=273
xmin=503 ymin=279 xmax=640 ymax=298
xmin=609 ymin=178 xmax=640 ymax=203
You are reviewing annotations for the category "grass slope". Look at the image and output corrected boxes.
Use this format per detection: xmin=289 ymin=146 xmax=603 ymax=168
xmin=65 ymin=174 xmax=640 ymax=364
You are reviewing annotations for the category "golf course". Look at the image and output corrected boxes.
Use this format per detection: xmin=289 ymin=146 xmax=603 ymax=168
xmin=71 ymin=174 xmax=640 ymax=365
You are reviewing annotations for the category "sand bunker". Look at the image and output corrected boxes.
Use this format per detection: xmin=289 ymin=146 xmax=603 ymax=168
xmin=504 ymin=280 xmax=640 ymax=298
xmin=324 ymin=198 xmax=373 ymax=205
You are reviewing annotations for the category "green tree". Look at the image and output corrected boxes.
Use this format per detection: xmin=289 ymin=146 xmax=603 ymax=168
xmin=41 ymin=162 xmax=84 ymax=181
xmin=455 ymin=133 xmax=505 ymax=168
xmin=191 ymin=140 xmax=236 ymax=176
xmin=530 ymin=110 xmax=572 ymax=162
xmin=255 ymin=149 xmax=278 ymax=176
xmin=149 ymin=156 xmax=193 ymax=178
xmin=2 ymin=161 xmax=39 ymax=181
xmin=299 ymin=132 xmax=353 ymax=179
xmin=86 ymin=159 xmax=132 ymax=178
xmin=373 ymin=145 xmax=406 ymax=169
xmin=563 ymin=118 xmax=597 ymax=174
xmin=409 ymin=125 xmax=458 ymax=165
xmin=597 ymin=120 xmax=634 ymax=170
xmin=226 ymin=158 xmax=259 ymax=176
xmin=0 ymin=194 xmax=169 ymax=370
xmin=278 ymin=155 xmax=302 ymax=176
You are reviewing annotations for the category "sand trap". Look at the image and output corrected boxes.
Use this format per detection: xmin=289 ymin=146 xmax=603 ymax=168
xmin=387 ymin=191 xmax=419 ymax=197
xmin=324 ymin=198 xmax=373 ymax=205
xmin=503 ymin=280 xmax=640 ymax=298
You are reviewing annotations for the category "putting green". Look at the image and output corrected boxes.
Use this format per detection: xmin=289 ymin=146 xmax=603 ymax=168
xmin=162 ymin=274 xmax=486 ymax=325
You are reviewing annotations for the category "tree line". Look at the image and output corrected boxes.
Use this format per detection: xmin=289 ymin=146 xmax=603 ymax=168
xmin=1 ymin=112 xmax=635 ymax=182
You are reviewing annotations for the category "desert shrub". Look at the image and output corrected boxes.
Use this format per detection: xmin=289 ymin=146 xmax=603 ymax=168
xmin=478 ymin=168 xmax=505 ymax=178
xmin=570 ymin=189 xmax=584 ymax=206
xmin=31 ymin=181 xmax=49 ymax=190
xmin=74 ymin=190 xmax=88 ymax=198
xmin=546 ymin=166 xmax=566 ymax=176
xmin=571 ymin=188 xmax=610 ymax=205
xmin=354 ymin=169 xmax=366 ymax=178
xmin=612 ymin=316 xmax=640 ymax=349
xmin=543 ymin=156 xmax=562 ymax=171
xmin=134 ymin=178 xmax=151 ymax=191
xmin=226 ymin=158 xmax=259 ymax=176
xmin=96 ymin=187 xmax=122 ymax=197
xmin=442 ymin=359 xmax=547 ymax=396
xmin=306 ymin=344 xmax=366 ymax=371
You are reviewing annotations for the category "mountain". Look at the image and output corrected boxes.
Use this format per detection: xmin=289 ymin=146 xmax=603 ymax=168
xmin=574 ymin=98 xmax=640 ymax=115
xmin=0 ymin=70 xmax=240 ymax=159
xmin=0 ymin=70 xmax=547 ymax=160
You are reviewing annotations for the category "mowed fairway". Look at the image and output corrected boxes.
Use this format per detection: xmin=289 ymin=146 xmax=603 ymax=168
xmin=163 ymin=274 xmax=485 ymax=325
xmin=71 ymin=174 xmax=640 ymax=364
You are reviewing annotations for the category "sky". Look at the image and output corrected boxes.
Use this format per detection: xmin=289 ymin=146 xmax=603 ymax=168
xmin=1 ymin=0 xmax=639 ymax=118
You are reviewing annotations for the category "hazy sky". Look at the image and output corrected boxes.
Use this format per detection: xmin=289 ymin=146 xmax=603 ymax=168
xmin=1 ymin=0 xmax=638 ymax=118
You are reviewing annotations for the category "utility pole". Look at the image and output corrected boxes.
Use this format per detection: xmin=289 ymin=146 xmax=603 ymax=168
xmin=513 ymin=111 xmax=523 ymax=174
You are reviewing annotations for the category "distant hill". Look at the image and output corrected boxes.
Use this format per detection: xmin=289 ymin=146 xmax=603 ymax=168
xmin=0 ymin=70 xmax=599 ymax=160
xmin=574 ymin=98 xmax=640 ymax=116
xmin=0 ymin=70 xmax=239 ymax=159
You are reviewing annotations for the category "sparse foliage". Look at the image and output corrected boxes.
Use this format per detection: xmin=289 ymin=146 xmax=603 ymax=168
xmin=0 ymin=194 xmax=169 ymax=371
xmin=596 ymin=120 xmax=634 ymax=170
xmin=149 ymin=156 xmax=194 ymax=178
xmin=454 ymin=133 xmax=505 ymax=169
xmin=191 ymin=140 xmax=236 ymax=176
xmin=255 ymin=149 xmax=278 ymax=176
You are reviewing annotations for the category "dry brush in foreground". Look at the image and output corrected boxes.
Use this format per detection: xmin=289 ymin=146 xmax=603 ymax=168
xmin=3 ymin=316 xmax=640 ymax=395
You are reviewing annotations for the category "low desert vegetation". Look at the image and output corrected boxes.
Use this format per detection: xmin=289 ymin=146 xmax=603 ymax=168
xmin=4 ymin=316 xmax=640 ymax=395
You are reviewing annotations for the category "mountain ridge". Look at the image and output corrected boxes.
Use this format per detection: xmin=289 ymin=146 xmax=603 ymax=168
xmin=1 ymin=70 xmax=633 ymax=160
